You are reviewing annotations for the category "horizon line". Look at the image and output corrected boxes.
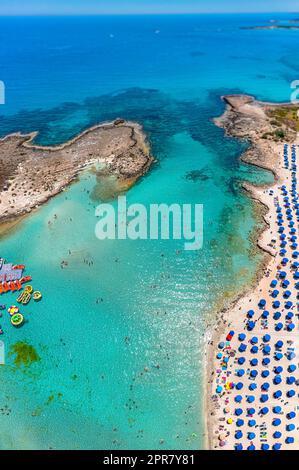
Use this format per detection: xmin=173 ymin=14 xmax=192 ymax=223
xmin=0 ymin=11 xmax=298 ymax=17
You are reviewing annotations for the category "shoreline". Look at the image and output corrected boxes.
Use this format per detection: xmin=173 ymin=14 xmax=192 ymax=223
xmin=205 ymin=94 xmax=299 ymax=450
xmin=0 ymin=119 xmax=153 ymax=225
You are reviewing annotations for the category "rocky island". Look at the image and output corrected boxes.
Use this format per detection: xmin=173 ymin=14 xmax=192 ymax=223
xmin=0 ymin=120 xmax=153 ymax=223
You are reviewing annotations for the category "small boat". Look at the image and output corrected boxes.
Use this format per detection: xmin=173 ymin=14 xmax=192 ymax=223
xmin=0 ymin=305 xmax=6 ymax=310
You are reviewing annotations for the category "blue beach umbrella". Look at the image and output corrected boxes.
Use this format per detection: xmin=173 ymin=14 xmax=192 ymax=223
xmin=259 ymin=299 xmax=266 ymax=308
xmin=262 ymin=358 xmax=270 ymax=366
xmin=251 ymin=337 xmax=258 ymax=345
xmin=275 ymin=352 xmax=283 ymax=361
xmin=263 ymin=345 xmax=271 ymax=355
xmin=287 ymin=376 xmax=296 ymax=385
xmin=273 ymin=443 xmax=281 ymax=450
xmin=270 ymin=280 xmax=278 ymax=288
xmin=263 ymin=334 xmax=271 ymax=342
xmin=247 ymin=310 xmax=255 ymax=318
xmin=272 ymin=418 xmax=281 ymax=426
xmin=274 ymin=366 xmax=283 ymax=374
xmin=251 ymin=346 xmax=258 ymax=354
xmin=261 ymin=394 xmax=269 ymax=403
xmin=235 ymin=430 xmax=243 ymax=439
xmin=239 ymin=343 xmax=247 ymax=353
xmin=238 ymin=333 xmax=246 ymax=341
xmin=235 ymin=408 xmax=243 ymax=416
xmin=235 ymin=395 xmax=242 ymax=403
xmin=247 ymin=445 xmax=255 ymax=450
xmin=247 ymin=408 xmax=255 ymax=415
xmin=273 ymin=431 xmax=282 ymax=439
xmin=250 ymin=370 xmax=258 ymax=378
xmin=273 ymin=390 xmax=282 ymax=399
xmin=247 ymin=321 xmax=255 ymax=331
xmin=248 ymin=432 xmax=255 ymax=440
xmin=236 ymin=382 xmax=243 ymax=390
xmin=250 ymin=358 xmax=258 ymax=366
xmin=262 ymin=382 xmax=270 ymax=391
xmin=238 ymin=369 xmax=245 ymax=377
xmin=273 ymin=406 xmax=282 ymax=414
xmin=262 ymin=370 xmax=270 ymax=378
xmin=238 ymin=357 xmax=245 ymax=365
xmin=248 ymin=419 xmax=256 ymax=427
xmin=261 ymin=444 xmax=270 ymax=450
xmin=273 ymin=301 xmax=280 ymax=309
xmin=274 ymin=376 xmax=282 ymax=385
xmin=261 ymin=407 xmax=269 ymax=415
xmin=288 ymin=364 xmax=297 ymax=373
xmin=287 ymin=390 xmax=295 ymax=398
xmin=284 ymin=290 xmax=292 ymax=298
xmin=249 ymin=383 xmax=257 ymax=391
xmin=273 ymin=312 xmax=281 ymax=320
xmin=275 ymin=340 xmax=283 ymax=349
xmin=286 ymin=437 xmax=294 ymax=444
xmin=287 ymin=323 xmax=295 ymax=331
xmin=272 ymin=290 xmax=279 ymax=298
xmin=275 ymin=323 xmax=283 ymax=332
xmin=262 ymin=310 xmax=269 ymax=319
xmin=236 ymin=419 xmax=244 ymax=427
xmin=235 ymin=444 xmax=243 ymax=450
xmin=247 ymin=396 xmax=255 ymax=403
xmin=287 ymin=424 xmax=295 ymax=431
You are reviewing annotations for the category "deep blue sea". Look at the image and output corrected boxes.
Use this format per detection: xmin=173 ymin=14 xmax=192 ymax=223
xmin=0 ymin=13 xmax=297 ymax=449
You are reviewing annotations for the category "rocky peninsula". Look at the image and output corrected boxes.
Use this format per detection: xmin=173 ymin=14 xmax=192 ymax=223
xmin=0 ymin=120 xmax=153 ymax=223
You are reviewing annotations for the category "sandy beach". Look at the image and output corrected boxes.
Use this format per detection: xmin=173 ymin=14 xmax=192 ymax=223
xmin=206 ymin=95 xmax=299 ymax=450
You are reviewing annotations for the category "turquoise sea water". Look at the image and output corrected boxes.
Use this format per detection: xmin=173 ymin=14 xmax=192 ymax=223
xmin=0 ymin=13 xmax=297 ymax=449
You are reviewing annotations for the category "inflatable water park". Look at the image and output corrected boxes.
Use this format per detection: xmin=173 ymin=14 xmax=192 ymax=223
xmin=0 ymin=258 xmax=42 ymax=335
